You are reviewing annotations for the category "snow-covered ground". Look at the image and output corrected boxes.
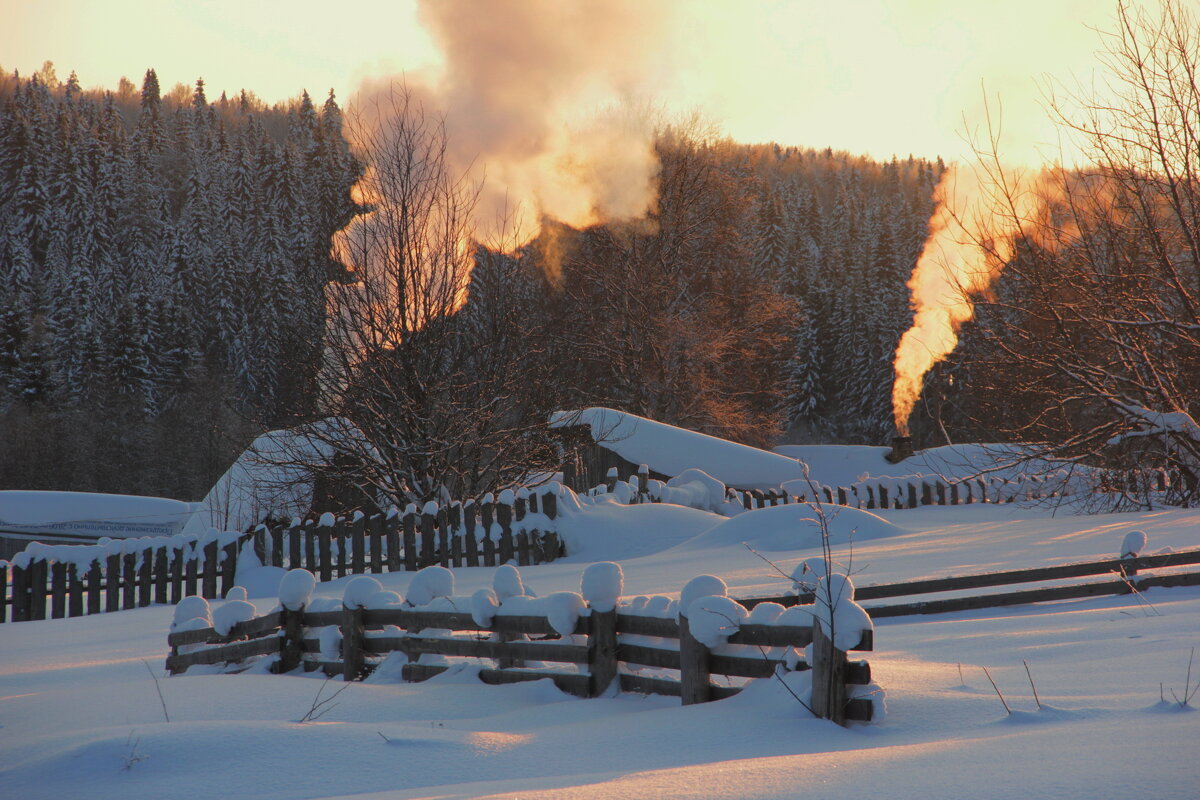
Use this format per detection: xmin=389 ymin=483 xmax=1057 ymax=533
xmin=2 ymin=500 xmax=1198 ymax=799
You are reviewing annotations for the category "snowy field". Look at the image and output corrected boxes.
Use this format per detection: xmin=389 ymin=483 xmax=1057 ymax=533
xmin=2 ymin=500 xmax=1198 ymax=799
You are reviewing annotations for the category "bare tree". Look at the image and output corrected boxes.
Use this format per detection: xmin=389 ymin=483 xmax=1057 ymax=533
xmin=278 ymin=86 xmax=565 ymax=507
xmin=959 ymin=0 xmax=1200 ymax=505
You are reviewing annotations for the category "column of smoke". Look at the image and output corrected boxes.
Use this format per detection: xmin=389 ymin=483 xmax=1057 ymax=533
xmin=891 ymin=164 xmax=1057 ymax=437
xmin=350 ymin=0 xmax=667 ymax=284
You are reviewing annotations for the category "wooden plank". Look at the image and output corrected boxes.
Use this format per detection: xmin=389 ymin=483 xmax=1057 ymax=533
xmin=318 ymin=521 xmax=333 ymax=583
xmin=516 ymin=531 xmax=531 ymax=567
xmin=154 ymin=547 xmax=169 ymax=606
xmin=168 ymin=609 xmax=285 ymax=647
xmin=342 ymin=604 xmax=367 ymax=681
xmin=846 ymin=697 xmax=873 ymax=722
xmin=708 ymin=652 xmax=781 ymax=679
xmin=617 ymin=643 xmax=680 ymax=670
xmin=361 ymin=608 xmax=590 ymax=636
xmin=403 ymin=513 xmax=418 ymax=572
xmin=366 ymin=635 xmax=590 ymax=665
xmin=201 ymin=542 xmax=218 ymax=599
xmin=271 ymin=524 xmax=284 ymax=569
xmin=166 ymin=635 xmax=281 ymax=672
xmin=727 ymin=623 xmax=813 ymax=648
xmin=588 ymin=608 xmax=618 ymax=696
xmin=369 ymin=515 xmax=384 ymax=574
xmin=619 ymin=673 xmax=682 ymax=697
xmin=616 ymin=614 xmax=679 ymax=638
xmin=170 ymin=547 xmax=184 ymax=605
xmin=138 ymin=548 xmax=153 ymax=607
xmin=865 ymin=578 xmax=1136 ymax=618
xmin=289 ymin=522 xmax=302 ymax=570
xmin=122 ymin=552 xmax=138 ymax=609
xmin=67 ymin=563 xmax=83 ymax=617
xmin=437 ymin=507 xmax=450 ymax=568
xmin=220 ymin=540 xmax=238 ymax=598
xmin=421 ymin=512 xmax=437 ymax=569
xmin=334 ymin=518 xmax=348 ymax=579
xmin=351 ymin=515 xmax=366 ymax=575
xmin=385 ymin=513 xmax=401 ymax=572
xmin=853 ymin=548 xmax=1200 ymax=601
xmin=809 ymin=621 xmax=847 ymax=724
xmin=401 ymin=663 xmax=590 ymax=696
xmin=497 ymin=503 xmax=514 ymax=564
xmin=677 ymin=615 xmax=710 ymax=705
xmin=86 ymin=559 xmax=101 ymax=615
xmin=448 ymin=504 xmax=463 ymax=568
xmin=303 ymin=610 xmax=345 ymax=628
xmin=106 ymin=553 xmax=121 ymax=612
xmin=50 ymin=561 xmax=66 ymax=618
xmin=464 ymin=502 xmax=479 ymax=568
xmin=11 ymin=562 xmax=30 ymax=622
xmin=0 ymin=562 xmax=6 ymax=623
xmin=304 ymin=521 xmax=317 ymax=573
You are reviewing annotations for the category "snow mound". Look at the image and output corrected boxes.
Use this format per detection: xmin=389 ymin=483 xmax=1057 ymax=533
xmin=225 ymin=586 xmax=248 ymax=602
xmin=493 ymin=564 xmax=527 ymax=601
xmin=172 ymin=596 xmax=211 ymax=629
xmin=556 ymin=501 xmax=721 ymax=561
xmin=213 ymin=599 xmax=257 ymax=636
xmin=581 ymin=562 xmax=623 ymax=612
xmin=684 ymin=503 xmax=905 ymax=552
xmin=471 ymin=588 xmax=500 ymax=627
xmin=659 ymin=468 xmax=728 ymax=513
xmin=407 ymin=566 xmax=454 ymax=607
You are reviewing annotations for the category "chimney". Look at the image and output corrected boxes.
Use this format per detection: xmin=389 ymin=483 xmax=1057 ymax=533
xmin=886 ymin=435 xmax=913 ymax=463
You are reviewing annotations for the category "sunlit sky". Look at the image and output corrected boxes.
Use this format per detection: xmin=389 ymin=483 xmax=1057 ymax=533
xmin=2 ymin=0 xmax=1114 ymax=165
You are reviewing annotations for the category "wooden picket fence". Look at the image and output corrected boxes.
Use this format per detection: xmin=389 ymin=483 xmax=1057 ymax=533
xmin=166 ymin=583 xmax=876 ymax=726
xmin=604 ymin=463 xmax=1176 ymax=512
xmin=1 ymin=488 xmax=564 ymax=624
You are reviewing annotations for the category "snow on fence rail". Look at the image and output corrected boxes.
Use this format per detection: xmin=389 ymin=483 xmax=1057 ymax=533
xmin=597 ymin=462 xmax=1178 ymax=513
xmin=0 ymin=487 xmax=564 ymax=624
xmin=166 ymin=566 xmax=878 ymax=726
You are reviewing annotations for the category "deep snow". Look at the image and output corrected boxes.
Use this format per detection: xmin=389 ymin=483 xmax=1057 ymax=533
xmin=2 ymin=499 xmax=1198 ymax=799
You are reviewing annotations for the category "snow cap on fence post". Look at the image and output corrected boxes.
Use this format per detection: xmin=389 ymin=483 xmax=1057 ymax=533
xmin=493 ymin=563 xmax=527 ymax=601
xmin=685 ymin=595 xmax=748 ymax=648
xmin=171 ymin=595 xmax=212 ymax=630
xmin=278 ymin=569 xmax=316 ymax=611
xmin=343 ymin=575 xmax=384 ymax=609
xmin=678 ymin=574 xmax=727 ymax=620
xmin=582 ymin=561 xmax=623 ymax=612
xmin=1120 ymin=529 xmax=1147 ymax=559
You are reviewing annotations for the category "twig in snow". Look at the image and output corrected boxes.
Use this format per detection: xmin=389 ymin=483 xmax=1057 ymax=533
xmin=1023 ymin=660 xmax=1042 ymax=709
xmin=1169 ymin=647 xmax=1198 ymax=707
xmin=957 ymin=663 xmax=965 ymax=686
xmin=982 ymin=666 xmax=1011 ymax=715
xmin=299 ymin=676 xmax=353 ymax=723
xmin=142 ymin=659 xmax=170 ymax=723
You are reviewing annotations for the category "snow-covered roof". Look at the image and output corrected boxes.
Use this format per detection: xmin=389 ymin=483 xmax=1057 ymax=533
xmin=550 ymin=408 xmax=809 ymax=490
xmin=0 ymin=491 xmax=197 ymax=539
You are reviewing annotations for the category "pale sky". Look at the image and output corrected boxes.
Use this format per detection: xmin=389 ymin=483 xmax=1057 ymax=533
xmin=2 ymin=0 xmax=1115 ymax=165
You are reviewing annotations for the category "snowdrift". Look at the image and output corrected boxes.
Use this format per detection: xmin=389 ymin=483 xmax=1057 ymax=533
xmin=0 ymin=490 xmax=197 ymax=540
xmin=680 ymin=503 xmax=907 ymax=552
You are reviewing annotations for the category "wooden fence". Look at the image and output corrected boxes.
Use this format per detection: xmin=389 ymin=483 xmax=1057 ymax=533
xmin=601 ymin=463 xmax=1176 ymax=512
xmin=1 ymin=488 xmax=564 ymax=624
xmin=166 ymin=583 xmax=876 ymax=726
xmin=743 ymin=547 xmax=1200 ymax=618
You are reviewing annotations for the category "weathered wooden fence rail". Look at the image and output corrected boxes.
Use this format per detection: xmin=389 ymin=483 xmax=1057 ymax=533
xmin=743 ymin=547 xmax=1200 ymax=618
xmin=167 ymin=572 xmax=876 ymax=726
xmin=2 ymin=487 xmax=565 ymax=624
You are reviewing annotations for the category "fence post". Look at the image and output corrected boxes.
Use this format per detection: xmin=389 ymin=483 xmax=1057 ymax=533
xmin=87 ymin=559 xmax=102 ymax=615
xmin=137 ymin=548 xmax=153 ymax=607
xmin=201 ymin=541 xmax=219 ymax=599
xmin=810 ymin=620 xmax=848 ymax=725
xmin=11 ymin=561 xmax=30 ymax=621
xmin=289 ymin=521 xmax=303 ymax=570
xmin=351 ymin=514 xmax=366 ymax=575
xmin=950 ymin=482 xmax=961 ymax=505
xmin=334 ymin=517 xmax=348 ymax=579
xmin=464 ymin=500 xmax=479 ymax=568
xmin=67 ymin=562 xmax=83 ymax=617
xmin=122 ymin=552 xmax=138 ymax=609
xmin=497 ymin=500 xmax=514 ymax=564
xmin=403 ymin=510 xmax=418 ymax=571
xmin=421 ymin=508 xmax=438 ymax=568
xmin=0 ymin=561 xmax=7 ymax=623
xmin=277 ymin=604 xmax=305 ymax=674
xmin=107 ymin=553 xmax=121 ymax=612
xmin=51 ymin=561 xmax=67 ymax=618
xmin=379 ymin=513 xmax=397 ymax=573
xmin=588 ymin=606 xmax=618 ymax=697
xmin=678 ymin=614 xmax=711 ymax=705
xmin=318 ymin=519 xmax=333 ymax=583
xmin=154 ymin=547 xmax=168 ymax=605
xmin=221 ymin=540 xmax=239 ymax=597
xmin=436 ymin=506 xmax=450 ymax=568
xmin=342 ymin=602 xmax=367 ymax=681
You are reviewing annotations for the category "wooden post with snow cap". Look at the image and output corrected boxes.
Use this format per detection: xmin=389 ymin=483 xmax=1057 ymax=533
xmin=678 ymin=614 xmax=711 ymax=705
xmin=67 ymin=562 xmax=83 ymax=617
xmin=87 ymin=559 xmax=102 ymax=615
xmin=221 ymin=539 xmax=239 ymax=598
xmin=436 ymin=505 xmax=450 ymax=568
xmin=342 ymin=602 xmax=366 ymax=682
xmin=154 ymin=546 xmax=169 ymax=605
xmin=138 ymin=548 xmax=153 ymax=607
xmin=317 ymin=516 xmax=334 ymax=583
xmin=106 ymin=553 xmax=122 ymax=612
xmin=420 ymin=504 xmax=438 ymax=569
xmin=50 ymin=561 xmax=66 ymax=618
xmin=351 ymin=513 xmax=367 ymax=575
xmin=497 ymin=492 xmax=515 ymax=564
xmin=11 ymin=561 xmax=30 ymax=622
xmin=605 ymin=467 xmax=618 ymax=493
xmin=385 ymin=511 xmax=402 ymax=572
xmin=464 ymin=500 xmax=480 ymax=568
xmin=810 ymin=617 xmax=849 ymax=725
xmin=125 ymin=551 xmax=140 ymax=607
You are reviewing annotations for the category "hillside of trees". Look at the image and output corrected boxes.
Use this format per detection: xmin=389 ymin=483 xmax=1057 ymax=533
xmin=0 ymin=65 xmax=947 ymax=502
xmin=0 ymin=65 xmax=361 ymax=498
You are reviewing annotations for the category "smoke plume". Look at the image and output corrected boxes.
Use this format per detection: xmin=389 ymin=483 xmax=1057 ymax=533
xmin=351 ymin=0 xmax=667 ymax=278
xmin=891 ymin=163 xmax=1057 ymax=436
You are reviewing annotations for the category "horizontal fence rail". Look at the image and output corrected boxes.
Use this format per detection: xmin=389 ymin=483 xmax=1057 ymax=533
xmin=741 ymin=547 xmax=1200 ymax=618
xmin=167 ymin=582 xmax=876 ymax=726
